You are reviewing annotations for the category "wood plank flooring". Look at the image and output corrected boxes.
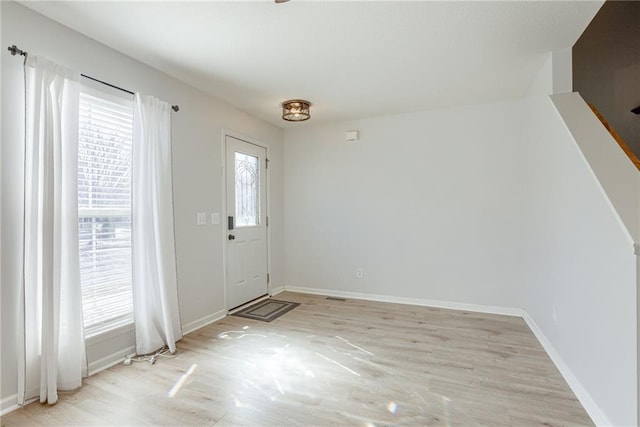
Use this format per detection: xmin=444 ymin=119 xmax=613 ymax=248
xmin=1 ymin=292 xmax=593 ymax=426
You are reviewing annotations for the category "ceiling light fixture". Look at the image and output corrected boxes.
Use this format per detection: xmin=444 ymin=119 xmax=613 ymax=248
xmin=282 ymin=99 xmax=311 ymax=122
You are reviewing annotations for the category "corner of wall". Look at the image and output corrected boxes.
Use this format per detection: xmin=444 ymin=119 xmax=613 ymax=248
xmin=551 ymin=49 xmax=573 ymax=94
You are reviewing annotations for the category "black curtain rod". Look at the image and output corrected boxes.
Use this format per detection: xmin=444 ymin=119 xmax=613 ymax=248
xmin=8 ymin=44 xmax=179 ymax=112
xmin=80 ymin=74 xmax=180 ymax=112
xmin=81 ymin=73 xmax=135 ymax=95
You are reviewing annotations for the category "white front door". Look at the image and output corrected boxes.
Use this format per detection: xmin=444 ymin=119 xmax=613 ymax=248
xmin=225 ymin=135 xmax=268 ymax=309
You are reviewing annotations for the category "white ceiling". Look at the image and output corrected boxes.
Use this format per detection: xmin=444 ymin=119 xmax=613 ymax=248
xmin=22 ymin=1 xmax=602 ymax=128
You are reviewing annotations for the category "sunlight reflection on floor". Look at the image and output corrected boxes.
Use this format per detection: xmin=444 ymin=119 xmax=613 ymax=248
xmin=167 ymin=364 xmax=198 ymax=398
xmin=208 ymin=323 xmax=471 ymax=425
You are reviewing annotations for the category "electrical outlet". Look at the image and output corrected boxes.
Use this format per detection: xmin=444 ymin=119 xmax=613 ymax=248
xmin=356 ymin=268 xmax=364 ymax=279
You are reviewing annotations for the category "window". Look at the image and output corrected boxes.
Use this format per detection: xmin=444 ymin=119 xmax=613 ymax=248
xmin=234 ymin=152 xmax=260 ymax=227
xmin=78 ymin=85 xmax=134 ymax=337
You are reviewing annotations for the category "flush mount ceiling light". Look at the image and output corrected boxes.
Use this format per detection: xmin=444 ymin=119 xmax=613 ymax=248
xmin=282 ymin=99 xmax=311 ymax=122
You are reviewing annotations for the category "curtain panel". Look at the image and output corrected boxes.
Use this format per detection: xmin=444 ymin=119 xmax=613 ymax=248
xmin=19 ymin=55 xmax=85 ymax=405
xmin=132 ymin=94 xmax=182 ymax=355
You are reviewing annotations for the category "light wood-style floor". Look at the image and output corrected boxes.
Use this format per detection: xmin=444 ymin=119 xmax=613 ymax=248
xmin=1 ymin=292 xmax=593 ymax=426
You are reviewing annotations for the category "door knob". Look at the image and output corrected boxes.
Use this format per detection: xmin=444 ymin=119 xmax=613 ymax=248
xmin=228 ymin=234 xmax=236 ymax=240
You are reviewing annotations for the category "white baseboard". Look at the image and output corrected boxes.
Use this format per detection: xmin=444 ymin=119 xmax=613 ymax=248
xmin=1 ymin=395 xmax=37 ymax=416
xmin=283 ymin=285 xmax=524 ymax=317
xmin=270 ymin=285 xmax=285 ymax=296
xmin=522 ymin=312 xmax=610 ymax=426
xmin=1 ymin=347 xmax=137 ymax=416
xmin=181 ymin=309 xmax=227 ymax=336
xmin=1 ymin=394 xmax=19 ymax=416
xmin=93 ymin=309 xmax=229 ymax=375
xmin=87 ymin=345 xmax=136 ymax=376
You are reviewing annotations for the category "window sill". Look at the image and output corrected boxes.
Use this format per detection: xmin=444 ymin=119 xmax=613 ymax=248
xmin=85 ymin=322 xmax=134 ymax=347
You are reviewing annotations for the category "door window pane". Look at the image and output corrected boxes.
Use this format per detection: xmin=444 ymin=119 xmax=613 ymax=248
xmin=235 ymin=152 xmax=259 ymax=226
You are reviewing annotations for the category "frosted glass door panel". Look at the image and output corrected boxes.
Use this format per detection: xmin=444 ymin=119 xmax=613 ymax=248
xmin=235 ymin=152 xmax=260 ymax=227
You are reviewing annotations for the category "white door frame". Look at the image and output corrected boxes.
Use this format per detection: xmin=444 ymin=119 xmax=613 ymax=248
xmin=221 ymin=129 xmax=272 ymax=312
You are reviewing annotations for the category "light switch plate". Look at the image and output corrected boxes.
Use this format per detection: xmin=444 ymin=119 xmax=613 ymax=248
xmin=211 ymin=212 xmax=220 ymax=225
xmin=196 ymin=212 xmax=207 ymax=225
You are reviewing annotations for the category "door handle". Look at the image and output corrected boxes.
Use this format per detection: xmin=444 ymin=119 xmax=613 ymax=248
xmin=228 ymin=234 xmax=236 ymax=240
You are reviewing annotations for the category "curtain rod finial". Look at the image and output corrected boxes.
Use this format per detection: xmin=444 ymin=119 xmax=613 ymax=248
xmin=172 ymin=105 xmax=179 ymax=112
xmin=8 ymin=45 xmax=26 ymax=56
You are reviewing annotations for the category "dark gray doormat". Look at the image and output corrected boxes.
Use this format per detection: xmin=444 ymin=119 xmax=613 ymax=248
xmin=232 ymin=299 xmax=300 ymax=322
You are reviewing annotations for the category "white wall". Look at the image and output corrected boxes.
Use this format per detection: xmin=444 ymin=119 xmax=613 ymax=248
xmin=551 ymin=48 xmax=573 ymax=94
xmin=522 ymin=55 xmax=637 ymax=426
xmin=552 ymin=92 xmax=640 ymax=244
xmin=283 ymin=101 xmax=525 ymax=309
xmin=1 ymin=1 xmax=283 ymax=405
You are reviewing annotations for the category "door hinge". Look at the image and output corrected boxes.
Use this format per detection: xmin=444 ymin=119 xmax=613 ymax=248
xmin=266 ymin=158 xmax=269 ymax=169
xmin=266 ymin=216 xmax=269 ymax=226
xmin=267 ymin=273 xmax=270 ymax=284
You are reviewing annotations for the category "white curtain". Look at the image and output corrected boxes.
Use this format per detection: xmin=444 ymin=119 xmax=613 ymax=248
xmin=132 ymin=94 xmax=182 ymax=355
xmin=19 ymin=55 xmax=85 ymax=405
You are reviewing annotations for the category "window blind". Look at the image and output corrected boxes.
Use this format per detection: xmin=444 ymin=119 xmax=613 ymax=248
xmin=78 ymin=89 xmax=134 ymax=338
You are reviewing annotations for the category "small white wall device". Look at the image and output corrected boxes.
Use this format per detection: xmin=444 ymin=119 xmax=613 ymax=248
xmin=345 ymin=130 xmax=359 ymax=141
